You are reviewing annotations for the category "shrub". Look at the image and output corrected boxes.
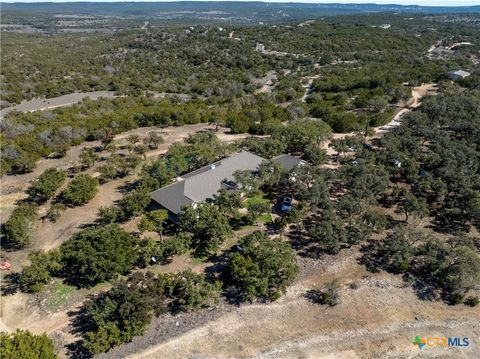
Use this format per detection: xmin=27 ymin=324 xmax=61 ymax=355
xmin=0 ymin=330 xmax=58 ymax=359
xmin=171 ymin=270 xmax=221 ymax=312
xmin=1 ymin=203 xmax=38 ymax=248
xmin=82 ymin=274 xmax=163 ymax=354
xmin=59 ymin=224 xmax=135 ymax=287
xmin=45 ymin=203 xmax=66 ymax=222
xmin=19 ymin=250 xmax=61 ymax=293
xmin=63 ymin=174 xmax=98 ymax=206
xmin=97 ymin=206 xmax=121 ymax=224
xmin=227 ymin=231 xmax=298 ymax=301
xmin=306 ymin=280 xmax=339 ymax=307
xmin=136 ymin=234 xmax=191 ymax=268
xmin=27 ymin=168 xmax=66 ymax=202
xmin=465 ymin=296 xmax=479 ymax=307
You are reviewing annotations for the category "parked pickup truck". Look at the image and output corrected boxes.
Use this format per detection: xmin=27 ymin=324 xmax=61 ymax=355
xmin=281 ymin=197 xmax=293 ymax=212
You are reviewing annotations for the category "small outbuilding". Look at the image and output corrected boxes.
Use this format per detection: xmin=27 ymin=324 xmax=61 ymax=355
xmin=447 ymin=70 xmax=471 ymax=80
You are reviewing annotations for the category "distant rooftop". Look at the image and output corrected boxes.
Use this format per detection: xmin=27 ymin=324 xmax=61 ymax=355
xmin=448 ymin=70 xmax=471 ymax=79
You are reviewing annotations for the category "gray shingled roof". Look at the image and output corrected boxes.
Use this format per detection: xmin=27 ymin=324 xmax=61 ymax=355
xmin=150 ymin=180 xmax=193 ymax=215
xmin=183 ymin=151 xmax=265 ymax=202
xmin=272 ymin=154 xmax=303 ymax=172
xmin=150 ymin=151 xmax=265 ymax=214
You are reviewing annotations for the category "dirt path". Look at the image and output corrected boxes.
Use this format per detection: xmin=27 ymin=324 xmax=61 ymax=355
xmin=375 ymin=83 xmax=437 ymax=135
xmin=300 ymin=74 xmax=320 ymax=102
xmin=320 ymin=83 xmax=437 ymax=162
xmin=255 ymin=70 xmax=277 ymax=94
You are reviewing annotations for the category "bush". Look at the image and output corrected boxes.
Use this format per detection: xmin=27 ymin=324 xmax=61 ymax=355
xmin=117 ymin=189 xmax=151 ymax=219
xmin=82 ymin=273 xmax=166 ymax=354
xmin=19 ymin=251 xmax=61 ymax=293
xmin=63 ymin=174 xmax=98 ymax=206
xmin=97 ymin=206 xmax=121 ymax=224
xmin=45 ymin=203 xmax=66 ymax=222
xmin=227 ymin=231 xmax=298 ymax=301
xmin=1 ymin=203 xmax=38 ymax=248
xmin=306 ymin=280 xmax=339 ymax=307
xmin=0 ymin=329 xmax=58 ymax=359
xmin=465 ymin=296 xmax=479 ymax=307
xmin=171 ymin=270 xmax=221 ymax=312
xmin=27 ymin=168 xmax=66 ymax=202
xmin=59 ymin=224 xmax=135 ymax=287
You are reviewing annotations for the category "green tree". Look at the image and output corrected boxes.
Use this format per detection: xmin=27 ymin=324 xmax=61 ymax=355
xmin=18 ymin=250 xmax=61 ymax=293
xmin=308 ymin=211 xmax=346 ymax=254
xmin=138 ymin=210 xmax=168 ymax=235
xmin=246 ymin=201 xmax=271 ymax=224
xmin=396 ymin=191 xmax=428 ymax=222
xmin=117 ymin=189 xmax=151 ymax=219
xmin=0 ymin=330 xmax=58 ymax=359
xmin=81 ymin=272 xmax=173 ymax=354
xmin=60 ymin=224 xmax=136 ymax=287
xmin=227 ymin=231 xmax=298 ymax=301
xmin=233 ymin=170 xmax=261 ymax=196
xmin=171 ymin=270 xmax=221 ymax=312
xmin=376 ymin=227 xmax=421 ymax=273
xmin=63 ymin=174 xmax=98 ymax=206
xmin=179 ymin=204 xmax=231 ymax=254
xmin=27 ymin=168 xmax=66 ymax=202
xmin=2 ymin=203 xmax=38 ymax=248
xmin=212 ymin=188 xmax=242 ymax=216
xmin=420 ymin=237 xmax=480 ymax=300
xmin=140 ymin=159 xmax=174 ymax=191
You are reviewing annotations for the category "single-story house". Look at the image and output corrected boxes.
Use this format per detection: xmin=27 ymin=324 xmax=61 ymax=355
xmin=150 ymin=151 xmax=303 ymax=221
xmin=447 ymin=70 xmax=471 ymax=80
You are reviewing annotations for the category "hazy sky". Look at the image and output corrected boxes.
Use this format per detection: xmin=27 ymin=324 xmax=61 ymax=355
xmin=4 ymin=0 xmax=480 ymax=6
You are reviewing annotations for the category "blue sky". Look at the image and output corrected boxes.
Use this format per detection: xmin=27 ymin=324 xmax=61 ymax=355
xmin=4 ymin=0 xmax=480 ymax=6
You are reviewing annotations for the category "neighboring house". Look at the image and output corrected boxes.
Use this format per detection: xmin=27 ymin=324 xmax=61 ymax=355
xmin=150 ymin=151 xmax=303 ymax=221
xmin=447 ymin=70 xmax=471 ymax=80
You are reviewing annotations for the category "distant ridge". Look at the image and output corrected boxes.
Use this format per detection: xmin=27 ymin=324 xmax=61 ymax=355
xmin=3 ymin=2 xmax=479 ymax=16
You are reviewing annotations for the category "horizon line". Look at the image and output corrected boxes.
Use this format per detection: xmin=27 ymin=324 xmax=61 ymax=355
xmin=2 ymin=1 xmax=479 ymax=8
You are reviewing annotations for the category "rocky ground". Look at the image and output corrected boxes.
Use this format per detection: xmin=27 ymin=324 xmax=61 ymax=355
xmin=91 ymin=250 xmax=479 ymax=359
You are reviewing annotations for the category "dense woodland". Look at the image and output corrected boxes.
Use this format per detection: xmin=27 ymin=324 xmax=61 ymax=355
xmin=1 ymin=11 xmax=479 ymax=359
xmin=2 ymin=14 xmax=479 ymax=174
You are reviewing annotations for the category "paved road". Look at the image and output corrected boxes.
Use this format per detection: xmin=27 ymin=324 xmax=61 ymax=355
xmin=0 ymin=91 xmax=116 ymax=118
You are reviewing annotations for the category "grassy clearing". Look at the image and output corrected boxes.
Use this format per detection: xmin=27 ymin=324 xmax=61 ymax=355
xmin=43 ymin=279 xmax=76 ymax=312
xmin=245 ymin=194 xmax=270 ymax=207
xmin=42 ymin=279 xmax=111 ymax=312
xmin=258 ymin=213 xmax=273 ymax=224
